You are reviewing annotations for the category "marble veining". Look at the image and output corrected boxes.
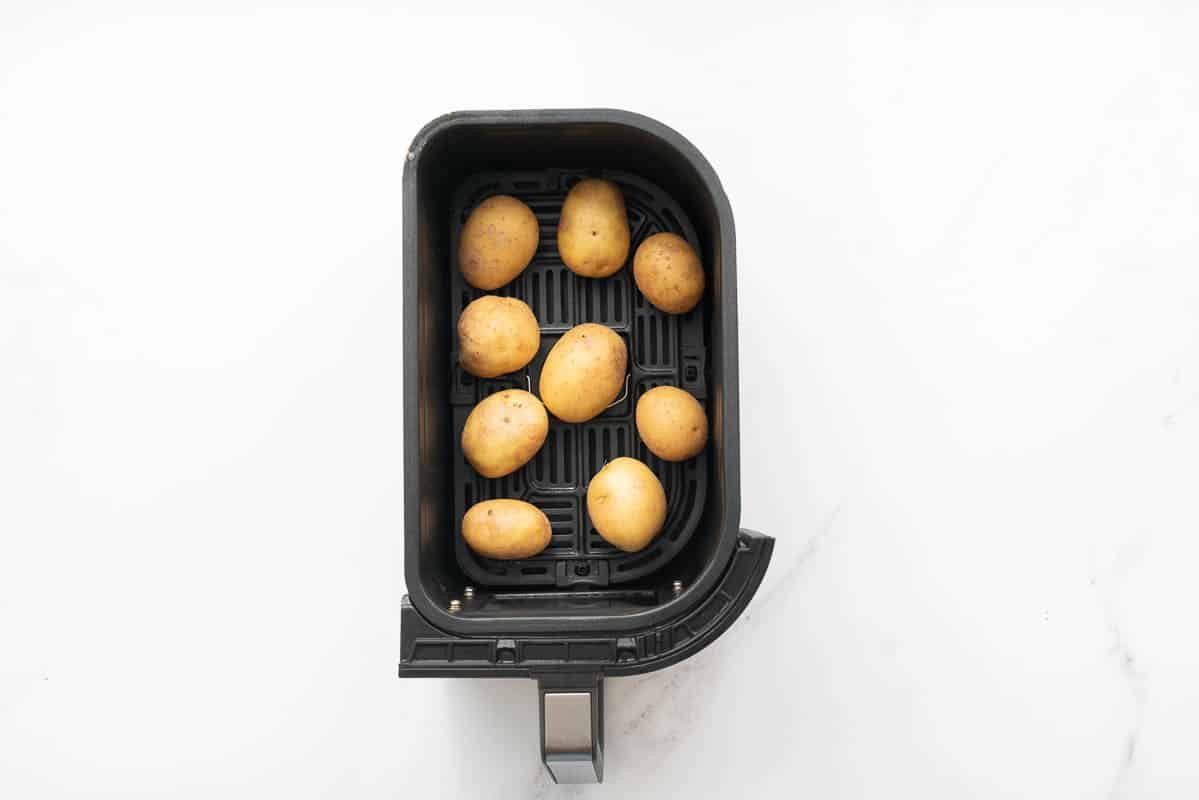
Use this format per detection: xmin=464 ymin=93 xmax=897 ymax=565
xmin=1094 ymin=541 xmax=1150 ymax=799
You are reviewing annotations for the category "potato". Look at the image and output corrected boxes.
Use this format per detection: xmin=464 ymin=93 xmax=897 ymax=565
xmin=557 ymin=179 xmax=630 ymax=278
xmin=635 ymin=386 xmax=708 ymax=461
xmin=586 ymin=457 xmax=666 ymax=552
xmin=633 ymin=232 xmax=705 ymax=314
xmin=458 ymin=195 xmax=539 ymax=290
xmin=457 ymin=296 xmax=540 ymax=378
xmin=538 ymin=323 xmax=627 ymax=423
xmin=462 ymin=389 xmax=548 ymax=478
xmin=462 ymin=499 xmax=552 ymax=560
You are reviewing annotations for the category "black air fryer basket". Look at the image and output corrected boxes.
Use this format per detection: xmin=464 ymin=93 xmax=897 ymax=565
xmin=399 ymin=109 xmax=773 ymax=783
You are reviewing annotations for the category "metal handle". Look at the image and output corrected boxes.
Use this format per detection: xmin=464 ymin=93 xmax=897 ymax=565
xmin=539 ymin=674 xmax=604 ymax=783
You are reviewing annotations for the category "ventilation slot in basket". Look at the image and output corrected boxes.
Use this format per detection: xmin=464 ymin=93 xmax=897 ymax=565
xmin=530 ymin=425 xmax=575 ymax=490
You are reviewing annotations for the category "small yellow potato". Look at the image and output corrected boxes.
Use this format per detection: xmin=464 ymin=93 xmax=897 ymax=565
xmin=458 ymin=195 xmax=539 ymax=290
xmin=457 ymin=295 xmax=540 ymax=378
xmin=461 ymin=389 xmax=548 ymax=478
xmin=538 ymin=324 xmax=627 ymax=423
xmin=557 ymin=179 xmax=630 ymax=278
xmin=586 ymin=457 xmax=667 ymax=553
xmin=635 ymin=386 xmax=708 ymax=461
xmin=462 ymin=499 xmax=552 ymax=560
xmin=633 ymin=232 xmax=705 ymax=314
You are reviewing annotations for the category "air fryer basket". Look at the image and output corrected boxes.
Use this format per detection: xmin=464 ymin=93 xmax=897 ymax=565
xmin=399 ymin=109 xmax=774 ymax=783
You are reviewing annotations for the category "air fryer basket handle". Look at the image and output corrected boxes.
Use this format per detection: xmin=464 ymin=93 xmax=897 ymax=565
xmin=539 ymin=673 xmax=604 ymax=783
xmin=399 ymin=529 xmax=775 ymax=783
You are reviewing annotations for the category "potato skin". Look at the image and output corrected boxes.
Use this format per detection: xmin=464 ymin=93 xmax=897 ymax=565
xmin=538 ymin=324 xmax=627 ymax=423
xmin=632 ymin=232 xmax=705 ymax=314
xmin=461 ymin=389 xmax=548 ymax=478
xmin=462 ymin=499 xmax=552 ymax=560
xmin=557 ymin=179 xmax=630 ymax=278
xmin=458 ymin=195 xmax=539 ymax=290
xmin=457 ymin=296 xmax=540 ymax=378
xmin=635 ymin=386 xmax=708 ymax=461
xmin=586 ymin=457 xmax=667 ymax=553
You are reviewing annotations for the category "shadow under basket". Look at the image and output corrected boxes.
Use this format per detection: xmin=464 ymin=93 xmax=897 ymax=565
xmin=399 ymin=109 xmax=774 ymax=784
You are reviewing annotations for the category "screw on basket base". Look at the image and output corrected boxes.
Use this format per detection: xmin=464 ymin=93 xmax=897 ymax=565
xmin=449 ymin=599 xmax=462 ymax=613
xmin=463 ymin=586 xmax=475 ymax=601
xmin=671 ymin=580 xmax=683 ymax=595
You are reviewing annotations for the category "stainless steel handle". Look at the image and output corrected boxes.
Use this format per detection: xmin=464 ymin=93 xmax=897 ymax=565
xmin=539 ymin=675 xmax=604 ymax=783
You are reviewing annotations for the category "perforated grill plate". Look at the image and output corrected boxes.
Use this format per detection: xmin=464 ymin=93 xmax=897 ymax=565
xmin=450 ymin=170 xmax=708 ymax=587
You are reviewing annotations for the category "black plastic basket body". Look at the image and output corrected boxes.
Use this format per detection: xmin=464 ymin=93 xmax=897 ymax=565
xmin=400 ymin=109 xmax=773 ymax=784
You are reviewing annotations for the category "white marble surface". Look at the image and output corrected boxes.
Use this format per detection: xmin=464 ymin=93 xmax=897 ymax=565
xmin=3 ymin=2 xmax=1199 ymax=797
